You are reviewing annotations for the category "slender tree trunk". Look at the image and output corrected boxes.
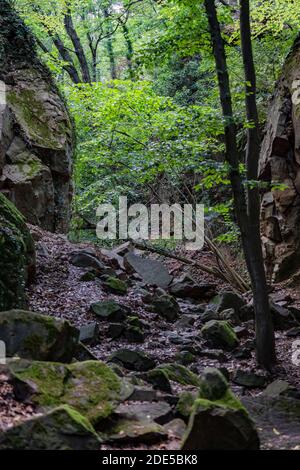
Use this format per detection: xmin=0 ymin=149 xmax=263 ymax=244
xmin=240 ymin=0 xmax=276 ymax=367
xmin=64 ymin=13 xmax=91 ymax=83
xmin=204 ymin=0 xmax=276 ymax=369
xmin=122 ymin=23 xmax=134 ymax=79
xmin=103 ymin=7 xmax=117 ymax=80
xmin=52 ymin=35 xmax=81 ymax=84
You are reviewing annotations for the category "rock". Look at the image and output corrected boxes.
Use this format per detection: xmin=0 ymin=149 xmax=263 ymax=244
xmin=270 ymin=301 xmax=295 ymax=329
xmin=107 ymin=323 xmax=125 ymax=340
xmin=201 ymin=320 xmax=239 ymax=351
xmin=239 ymin=302 xmax=254 ymax=321
xmin=115 ymin=402 xmax=172 ymax=425
xmin=176 ymin=392 xmax=197 ymax=421
xmin=9 ymin=359 xmax=129 ymax=425
xmin=124 ymin=326 xmax=145 ymax=343
xmin=79 ymin=322 xmax=99 ymax=345
xmin=124 ymin=252 xmax=172 ymax=288
xmin=100 ymin=248 xmax=125 ymax=270
xmin=175 ymin=350 xmax=196 ymax=366
xmin=286 ymin=327 xmax=300 ymax=337
xmin=106 ymin=419 xmax=168 ymax=445
xmin=262 ymin=380 xmax=297 ymax=398
xmin=198 ymin=349 xmax=227 ymax=362
xmin=233 ymin=326 xmax=250 ymax=338
xmin=155 ymin=363 xmax=200 ymax=387
xmin=0 ymin=2 xmax=73 ymax=233
xmin=181 ymin=368 xmax=260 ymax=450
xmin=73 ymin=342 xmax=98 ymax=362
xmin=167 ymin=331 xmax=197 ymax=346
xmin=259 ymin=34 xmax=300 ymax=281
xmin=90 ymin=300 xmax=130 ymax=322
xmin=102 ymin=276 xmax=128 ymax=295
xmin=200 ymin=309 xmax=219 ymax=323
xmin=0 ymin=310 xmax=79 ymax=362
xmin=219 ymin=308 xmax=240 ymax=325
xmin=71 ymin=251 xmax=105 ymax=271
xmin=164 ymin=419 xmax=186 ymax=439
xmin=233 ymin=370 xmax=268 ymax=389
xmin=108 ymin=349 xmax=156 ymax=372
xmin=79 ymin=271 xmax=96 ymax=282
xmin=0 ymin=193 xmax=35 ymax=311
xmin=139 ymin=369 xmax=172 ymax=393
xmin=232 ymin=347 xmax=252 ymax=360
xmin=0 ymin=405 xmax=101 ymax=450
xmin=175 ymin=315 xmax=197 ymax=329
xmin=128 ymin=386 xmax=158 ymax=402
xmin=151 ymin=293 xmax=180 ymax=322
xmin=169 ymin=274 xmax=215 ymax=299
xmin=208 ymin=291 xmax=245 ymax=315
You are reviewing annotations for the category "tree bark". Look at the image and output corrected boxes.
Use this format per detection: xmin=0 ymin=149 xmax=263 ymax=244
xmin=64 ymin=13 xmax=91 ymax=83
xmin=103 ymin=7 xmax=117 ymax=80
xmin=52 ymin=35 xmax=81 ymax=84
xmin=204 ymin=0 xmax=276 ymax=369
xmin=122 ymin=23 xmax=134 ymax=79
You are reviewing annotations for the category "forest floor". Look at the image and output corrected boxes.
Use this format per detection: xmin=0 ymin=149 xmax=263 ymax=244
xmin=1 ymin=225 xmax=300 ymax=450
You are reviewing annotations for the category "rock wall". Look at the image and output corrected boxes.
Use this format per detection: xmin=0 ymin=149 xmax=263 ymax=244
xmin=0 ymin=192 xmax=35 ymax=311
xmin=260 ymin=34 xmax=300 ymax=282
xmin=0 ymin=1 xmax=73 ymax=233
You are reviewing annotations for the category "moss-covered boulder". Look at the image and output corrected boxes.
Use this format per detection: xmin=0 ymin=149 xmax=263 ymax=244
xmin=0 ymin=193 xmax=35 ymax=311
xmin=102 ymin=277 xmax=128 ymax=295
xmin=176 ymin=392 xmax=197 ymax=421
xmin=0 ymin=405 xmax=101 ymax=450
xmin=9 ymin=360 xmax=131 ymax=425
xmin=201 ymin=319 xmax=239 ymax=351
xmin=139 ymin=369 xmax=172 ymax=393
xmin=0 ymin=310 xmax=79 ymax=361
xmin=155 ymin=363 xmax=200 ymax=387
xmin=151 ymin=293 xmax=180 ymax=322
xmin=105 ymin=419 xmax=168 ymax=445
xmin=181 ymin=368 xmax=260 ymax=450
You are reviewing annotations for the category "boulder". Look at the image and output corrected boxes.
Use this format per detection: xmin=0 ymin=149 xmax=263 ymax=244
xmin=9 ymin=360 xmax=130 ymax=425
xmin=0 ymin=405 xmax=101 ymax=450
xmin=139 ymin=369 xmax=172 ymax=393
xmin=90 ymin=300 xmax=130 ymax=322
xmin=115 ymin=402 xmax=172 ymax=425
xmin=233 ymin=370 xmax=268 ymax=389
xmin=124 ymin=326 xmax=145 ymax=343
xmin=201 ymin=320 xmax=239 ymax=351
xmin=0 ymin=2 xmax=73 ymax=232
xmin=0 ymin=310 xmax=79 ymax=362
xmin=181 ymin=368 xmax=260 ymax=450
xmin=176 ymin=392 xmax=197 ymax=421
xmin=107 ymin=323 xmax=125 ymax=340
xmin=79 ymin=322 xmax=99 ymax=345
xmin=262 ymin=379 xmax=298 ymax=398
xmin=105 ymin=419 xmax=168 ymax=445
xmin=108 ymin=349 xmax=156 ymax=372
xmin=169 ymin=274 xmax=215 ymax=299
xmin=102 ymin=276 xmax=128 ymax=295
xmin=151 ymin=293 xmax=180 ymax=322
xmin=124 ymin=252 xmax=172 ymax=288
xmin=208 ymin=291 xmax=245 ymax=315
xmin=70 ymin=251 xmax=106 ymax=271
xmin=0 ymin=193 xmax=35 ymax=311
xmin=155 ymin=363 xmax=200 ymax=387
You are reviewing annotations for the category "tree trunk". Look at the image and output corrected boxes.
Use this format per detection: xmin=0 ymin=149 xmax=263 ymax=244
xmin=52 ymin=35 xmax=81 ymax=84
xmin=64 ymin=13 xmax=91 ymax=83
xmin=122 ymin=23 xmax=134 ymax=79
xmin=103 ymin=8 xmax=117 ymax=80
xmin=204 ymin=0 xmax=276 ymax=369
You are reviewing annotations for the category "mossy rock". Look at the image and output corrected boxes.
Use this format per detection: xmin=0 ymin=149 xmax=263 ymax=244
xmin=0 ymin=405 xmax=101 ymax=450
xmin=9 ymin=360 xmax=131 ymax=425
xmin=91 ymin=299 xmax=129 ymax=322
xmin=155 ymin=363 xmax=200 ymax=387
xmin=201 ymin=320 xmax=239 ymax=351
xmin=105 ymin=419 xmax=168 ymax=445
xmin=181 ymin=368 xmax=260 ymax=450
xmin=102 ymin=277 xmax=128 ymax=295
xmin=0 ymin=310 xmax=79 ymax=362
xmin=0 ymin=193 xmax=35 ymax=311
xmin=176 ymin=392 xmax=197 ymax=421
xmin=124 ymin=325 xmax=145 ymax=343
xmin=140 ymin=369 xmax=172 ymax=393
xmin=151 ymin=293 xmax=180 ymax=322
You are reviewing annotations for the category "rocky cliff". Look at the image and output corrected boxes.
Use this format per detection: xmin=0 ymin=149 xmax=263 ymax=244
xmin=260 ymin=34 xmax=300 ymax=282
xmin=0 ymin=0 xmax=73 ymax=233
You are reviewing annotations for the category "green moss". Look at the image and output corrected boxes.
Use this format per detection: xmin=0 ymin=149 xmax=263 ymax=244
xmin=195 ymin=390 xmax=248 ymax=415
xmin=103 ymin=277 xmax=128 ymax=295
xmin=156 ymin=363 xmax=200 ymax=387
xmin=176 ymin=392 xmax=197 ymax=419
xmin=10 ymin=360 xmax=123 ymax=425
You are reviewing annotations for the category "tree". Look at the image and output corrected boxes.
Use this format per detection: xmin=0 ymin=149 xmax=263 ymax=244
xmin=204 ymin=0 xmax=276 ymax=369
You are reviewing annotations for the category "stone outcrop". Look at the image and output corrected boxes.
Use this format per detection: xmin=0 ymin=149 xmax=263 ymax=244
xmin=0 ymin=1 xmax=73 ymax=233
xmin=0 ymin=193 xmax=35 ymax=311
xmin=260 ymin=34 xmax=300 ymax=281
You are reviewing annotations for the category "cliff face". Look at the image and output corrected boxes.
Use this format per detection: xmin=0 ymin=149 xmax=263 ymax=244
xmin=259 ymin=34 xmax=300 ymax=282
xmin=0 ymin=0 xmax=73 ymax=233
